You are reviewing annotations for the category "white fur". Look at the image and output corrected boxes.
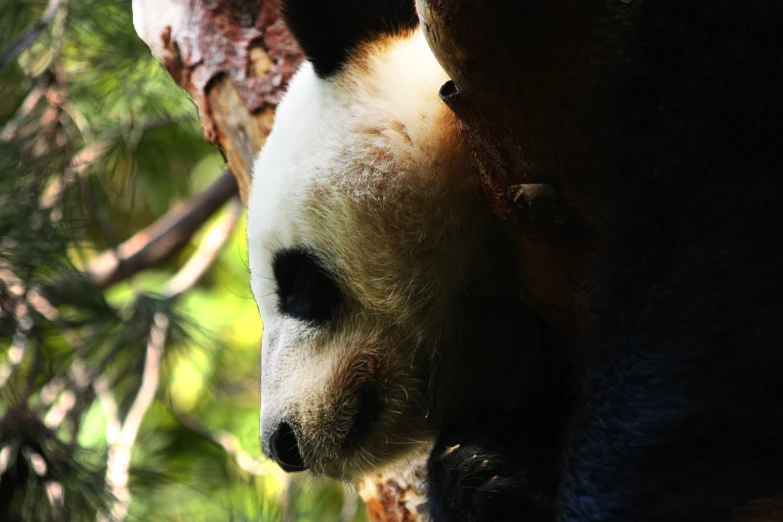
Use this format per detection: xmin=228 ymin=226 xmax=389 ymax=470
xmin=247 ymin=29 xmax=496 ymax=479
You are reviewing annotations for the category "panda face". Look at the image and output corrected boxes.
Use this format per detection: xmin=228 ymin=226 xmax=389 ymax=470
xmin=247 ymin=30 xmax=497 ymax=479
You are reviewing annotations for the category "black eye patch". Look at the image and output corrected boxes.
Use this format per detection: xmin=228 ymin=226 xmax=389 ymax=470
xmin=272 ymin=248 xmax=342 ymax=324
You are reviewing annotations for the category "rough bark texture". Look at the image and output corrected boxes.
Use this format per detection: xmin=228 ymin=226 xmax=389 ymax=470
xmin=133 ymin=0 xmax=301 ymax=204
xmin=358 ymin=464 xmax=430 ymax=522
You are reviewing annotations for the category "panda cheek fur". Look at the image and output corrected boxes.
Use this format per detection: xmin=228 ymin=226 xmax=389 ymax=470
xmin=327 ymin=348 xmax=383 ymax=442
xmin=298 ymin=335 xmax=431 ymax=479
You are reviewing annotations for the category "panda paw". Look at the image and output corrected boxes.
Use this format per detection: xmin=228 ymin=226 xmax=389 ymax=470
xmin=426 ymin=436 xmax=551 ymax=522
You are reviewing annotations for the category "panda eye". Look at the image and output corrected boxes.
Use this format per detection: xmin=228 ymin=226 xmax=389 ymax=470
xmin=272 ymin=248 xmax=342 ymax=324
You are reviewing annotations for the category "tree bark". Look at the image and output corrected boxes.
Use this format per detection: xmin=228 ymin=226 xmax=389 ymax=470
xmin=132 ymin=0 xmax=301 ymax=204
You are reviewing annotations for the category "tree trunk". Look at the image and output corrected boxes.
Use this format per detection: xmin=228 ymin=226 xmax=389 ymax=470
xmin=132 ymin=0 xmax=302 ymax=204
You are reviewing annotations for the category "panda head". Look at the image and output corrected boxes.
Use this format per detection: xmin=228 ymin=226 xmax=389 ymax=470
xmin=247 ymin=0 xmax=510 ymax=479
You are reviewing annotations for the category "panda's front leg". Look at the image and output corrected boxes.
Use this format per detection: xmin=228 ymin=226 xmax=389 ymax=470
xmin=425 ymin=411 xmax=557 ymax=522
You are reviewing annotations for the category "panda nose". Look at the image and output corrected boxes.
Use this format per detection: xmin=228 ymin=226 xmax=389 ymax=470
xmin=268 ymin=422 xmax=307 ymax=473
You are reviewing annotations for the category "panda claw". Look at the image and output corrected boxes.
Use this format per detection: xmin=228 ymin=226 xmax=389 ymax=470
xmin=426 ymin=437 xmax=540 ymax=522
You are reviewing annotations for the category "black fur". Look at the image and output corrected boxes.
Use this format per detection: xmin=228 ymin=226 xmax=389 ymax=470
xmin=427 ymin=408 xmax=563 ymax=522
xmin=557 ymin=2 xmax=783 ymax=520
xmin=427 ymin=300 xmax=575 ymax=522
xmin=427 ymin=1 xmax=783 ymax=521
xmin=280 ymin=0 xmax=418 ymax=78
xmin=272 ymin=248 xmax=343 ymax=324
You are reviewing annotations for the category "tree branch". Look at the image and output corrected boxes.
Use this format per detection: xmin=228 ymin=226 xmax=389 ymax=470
xmin=0 ymin=80 xmax=48 ymax=142
xmin=163 ymin=197 xmax=242 ymax=299
xmin=132 ymin=0 xmax=301 ymax=203
xmin=86 ymin=170 xmax=237 ymax=289
xmin=98 ymin=312 xmax=169 ymax=522
xmin=40 ymin=116 xmax=194 ymax=211
xmin=94 ymin=199 xmax=242 ymax=521
xmin=0 ymin=0 xmax=68 ymax=72
xmin=0 ymin=270 xmax=32 ymax=391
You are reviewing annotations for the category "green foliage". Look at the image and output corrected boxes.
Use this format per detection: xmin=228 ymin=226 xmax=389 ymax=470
xmin=0 ymin=1 xmax=368 ymax=520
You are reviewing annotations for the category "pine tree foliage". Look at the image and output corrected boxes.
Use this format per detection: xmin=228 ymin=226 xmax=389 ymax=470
xmin=0 ymin=1 xmax=366 ymax=520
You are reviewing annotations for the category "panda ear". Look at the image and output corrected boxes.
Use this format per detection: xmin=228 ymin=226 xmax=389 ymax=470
xmin=281 ymin=0 xmax=418 ymax=78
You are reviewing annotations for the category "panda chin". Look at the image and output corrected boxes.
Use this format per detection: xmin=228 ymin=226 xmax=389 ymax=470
xmin=315 ymin=420 xmax=430 ymax=481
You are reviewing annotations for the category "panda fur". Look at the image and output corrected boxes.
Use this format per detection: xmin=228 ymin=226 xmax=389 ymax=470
xmin=555 ymin=2 xmax=783 ymax=521
xmin=247 ymin=0 xmax=783 ymax=521
xmin=246 ymin=0 xmax=567 ymax=488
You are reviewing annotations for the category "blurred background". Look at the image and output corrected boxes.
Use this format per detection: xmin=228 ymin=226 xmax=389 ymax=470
xmin=0 ymin=1 xmax=367 ymax=520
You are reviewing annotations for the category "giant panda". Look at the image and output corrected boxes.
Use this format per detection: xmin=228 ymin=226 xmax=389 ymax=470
xmin=246 ymin=0 xmax=569 ymax=488
xmin=247 ymin=0 xmax=783 ymax=521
